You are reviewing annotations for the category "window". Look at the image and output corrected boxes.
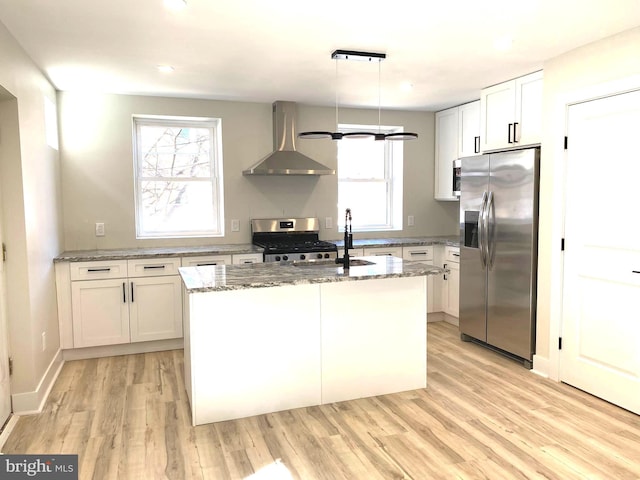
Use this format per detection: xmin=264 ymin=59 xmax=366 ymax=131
xmin=133 ymin=115 xmax=224 ymax=238
xmin=337 ymin=124 xmax=403 ymax=232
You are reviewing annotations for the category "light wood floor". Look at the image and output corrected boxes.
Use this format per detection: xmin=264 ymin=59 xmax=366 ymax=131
xmin=4 ymin=321 xmax=640 ymax=479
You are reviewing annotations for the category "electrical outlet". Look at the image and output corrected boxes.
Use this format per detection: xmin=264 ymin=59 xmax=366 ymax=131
xmin=42 ymin=332 xmax=46 ymax=352
xmin=95 ymin=222 xmax=105 ymax=236
xmin=408 ymin=215 xmax=415 ymax=226
xmin=231 ymin=219 xmax=240 ymax=232
xmin=325 ymin=217 xmax=333 ymax=229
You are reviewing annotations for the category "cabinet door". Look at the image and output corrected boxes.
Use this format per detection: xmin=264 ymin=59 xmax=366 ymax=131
xmin=480 ymin=80 xmax=515 ymax=151
xmin=514 ymin=71 xmax=543 ymax=147
xmin=434 ymin=107 xmax=459 ymax=201
xmin=448 ymin=262 xmax=460 ymax=318
xmin=458 ymin=101 xmax=481 ymax=158
xmin=129 ymin=276 xmax=183 ymax=342
xmin=402 ymin=246 xmax=436 ymax=313
xmin=71 ymin=278 xmax=130 ymax=347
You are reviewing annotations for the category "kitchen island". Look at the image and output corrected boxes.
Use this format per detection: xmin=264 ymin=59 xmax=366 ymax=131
xmin=180 ymin=256 xmax=444 ymax=426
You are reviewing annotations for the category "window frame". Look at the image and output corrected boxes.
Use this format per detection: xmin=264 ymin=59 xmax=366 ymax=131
xmin=337 ymin=123 xmax=404 ymax=232
xmin=132 ymin=115 xmax=225 ymax=239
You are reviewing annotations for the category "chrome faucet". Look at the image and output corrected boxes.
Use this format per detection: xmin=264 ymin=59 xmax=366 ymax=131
xmin=336 ymin=208 xmax=353 ymax=269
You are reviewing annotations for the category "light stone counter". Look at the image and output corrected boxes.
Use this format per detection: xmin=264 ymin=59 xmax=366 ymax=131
xmin=54 ymin=244 xmax=262 ymax=262
xmin=179 ymin=255 xmax=445 ymax=293
xmin=334 ymin=235 xmax=460 ymax=248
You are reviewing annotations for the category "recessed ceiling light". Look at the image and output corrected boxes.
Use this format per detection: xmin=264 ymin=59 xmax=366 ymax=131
xmin=164 ymin=0 xmax=187 ymax=11
xmin=157 ymin=65 xmax=175 ymax=73
xmin=400 ymin=81 xmax=414 ymax=92
xmin=493 ymin=35 xmax=513 ymax=52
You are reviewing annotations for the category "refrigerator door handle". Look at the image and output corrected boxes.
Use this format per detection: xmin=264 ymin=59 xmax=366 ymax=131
xmin=479 ymin=191 xmax=488 ymax=268
xmin=487 ymin=191 xmax=496 ymax=269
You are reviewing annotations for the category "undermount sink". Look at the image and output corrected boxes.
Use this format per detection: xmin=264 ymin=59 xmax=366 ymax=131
xmin=292 ymin=258 xmax=375 ymax=267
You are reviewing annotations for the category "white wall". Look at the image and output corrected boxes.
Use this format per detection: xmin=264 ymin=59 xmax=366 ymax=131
xmin=0 ymin=21 xmax=64 ymax=408
xmin=57 ymin=93 xmax=459 ymax=251
xmin=536 ymin=26 xmax=640 ymax=366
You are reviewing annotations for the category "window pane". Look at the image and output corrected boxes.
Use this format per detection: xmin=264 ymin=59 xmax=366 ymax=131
xmin=139 ymin=125 xmax=211 ymax=178
xmin=140 ymin=180 xmax=216 ymax=233
xmin=338 ymin=181 xmax=388 ymax=227
xmin=338 ymin=138 xmax=385 ymax=179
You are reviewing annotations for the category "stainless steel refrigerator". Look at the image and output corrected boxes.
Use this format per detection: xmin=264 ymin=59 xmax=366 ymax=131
xmin=459 ymin=148 xmax=539 ymax=368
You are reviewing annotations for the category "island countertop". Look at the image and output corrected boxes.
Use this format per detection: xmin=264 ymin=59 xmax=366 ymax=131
xmin=179 ymin=255 xmax=445 ymax=293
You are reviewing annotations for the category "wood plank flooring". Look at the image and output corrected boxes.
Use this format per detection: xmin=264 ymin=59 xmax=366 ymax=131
xmin=3 ymin=321 xmax=640 ymax=479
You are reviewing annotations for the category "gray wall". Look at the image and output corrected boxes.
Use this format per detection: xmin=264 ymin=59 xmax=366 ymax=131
xmin=58 ymin=93 xmax=459 ymax=250
xmin=0 ymin=20 xmax=64 ymax=406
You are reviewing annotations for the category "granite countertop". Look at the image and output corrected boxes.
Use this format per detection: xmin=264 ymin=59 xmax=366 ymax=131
xmin=54 ymin=236 xmax=459 ymax=263
xmin=54 ymin=244 xmax=262 ymax=263
xmin=334 ymin=235 xmax=460 ymax=248
xmin=179 ymin=256 xmax=446 ymax=293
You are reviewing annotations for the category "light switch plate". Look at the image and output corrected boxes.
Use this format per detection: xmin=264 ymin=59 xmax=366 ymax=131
xmin=95 ymin=222 xmax=105 ymax=236
xmin=325 ymin=217 xmax=333 ymax=229
xmin=231 ymin=219 xmax=240 ymax=232
xmin=408 ymin=215 xmax=415 ymax=226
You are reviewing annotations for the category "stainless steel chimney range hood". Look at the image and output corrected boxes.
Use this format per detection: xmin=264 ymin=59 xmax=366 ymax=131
xmin=242 ymin=101 xmax=335 ymax=176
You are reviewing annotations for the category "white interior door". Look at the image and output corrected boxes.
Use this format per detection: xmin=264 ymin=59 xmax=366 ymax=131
xmin=561 ymin=89 xmax=640 ymax=414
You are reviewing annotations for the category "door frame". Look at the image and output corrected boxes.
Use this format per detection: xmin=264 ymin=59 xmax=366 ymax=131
xmin=545 ymin=74 xmax=640 ymax=381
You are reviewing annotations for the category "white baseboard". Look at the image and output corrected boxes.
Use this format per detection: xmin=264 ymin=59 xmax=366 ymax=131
xmin=531 ymin=354 xmax=550 ymax=378
xmin=11 ymin=349 xmax=64 ymax=415
xmin=62 ymin=338 xmax=183 ymax=361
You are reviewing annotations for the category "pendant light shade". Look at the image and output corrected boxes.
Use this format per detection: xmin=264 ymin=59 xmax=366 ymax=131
xmin=298 ymin=50 xmax=418 ymax=142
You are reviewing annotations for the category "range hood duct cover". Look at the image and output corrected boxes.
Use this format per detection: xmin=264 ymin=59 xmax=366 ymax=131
xmin=243 ymin=101 xmax=335 ymax=176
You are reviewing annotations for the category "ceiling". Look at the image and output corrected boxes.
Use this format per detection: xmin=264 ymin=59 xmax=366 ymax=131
xmin=1 ymin=0 xmax=639 ymax=111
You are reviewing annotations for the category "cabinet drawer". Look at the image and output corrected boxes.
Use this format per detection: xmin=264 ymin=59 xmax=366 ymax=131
xmin=337 ymin=248 xmax=365 ymax=257
xmin=182 ymin=255 xmax=232 ymax=267
xmin=232 ymin=253 xmax=263 ymax=264
xmin=402 ymin=246 xmax=434 ymax=262
xmin=445 ymin=246 xmax=460 ymax=263
xmin=363 ymin=247 xmax=403 ymax=257
xmin=70 ymin=260 xmax=128 ymax=281
xmin=128 ymin=257 xmax=181 ymax=277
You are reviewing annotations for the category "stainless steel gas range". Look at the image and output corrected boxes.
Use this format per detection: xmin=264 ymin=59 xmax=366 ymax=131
xmin=251 ymin=217 xmax=338 ymax=262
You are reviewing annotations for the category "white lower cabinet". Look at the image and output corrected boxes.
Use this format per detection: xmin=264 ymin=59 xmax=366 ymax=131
xmin=129 ymin=275 xmax=183 ymax=343
xmin=69 ymin=257 xmax=183 ymax=348
xmin=71 ymin=278 xmax=130 ymax=347
xmin=442 ymin=247 xmax=460 ymax=318
xmin=232 ymin=253 xmax=263 ymax=264
xmin=402 ymin=246 xmax=439 ymax=314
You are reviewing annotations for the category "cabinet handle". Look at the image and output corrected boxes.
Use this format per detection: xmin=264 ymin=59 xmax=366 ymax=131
xmin=474 ymin=136 xmax=480 ymax=153
xmin=507 ymin=123 xmax=513 ymax=143
xmin=143 ymin=265 xmax=166 ymax=270
xmin=410 ymin=252 xmax=428 ymax=256
xmin=122 ymin=282 xmax=126 ymax=303
xmin=633 ymin=270 xmax=640 ymax=274
xmin=452 ymin=253 xmax=460 ymax=257
xmin=196 ymin=263 xmax=218 ymax=266
xmin=513 ymin=122 xmax=519 ymax=142
xmin=443 ymin=263 xmax=448 ymax=280
xmin=88 ymin=268 xmax=111 ymax=272
xmin=131 ymin=282 xmax=134 ymax=302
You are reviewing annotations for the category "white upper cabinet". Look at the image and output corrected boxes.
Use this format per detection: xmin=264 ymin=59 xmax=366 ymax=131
xmin=480 ymin=71 xmax=543 ymax=152
xmin=435 ymin=107 xmax=459 ymax=201
xmin=435 ymin=101 xmax=480 ymax=201
xmin=458 ymin=100 xmax=481 ymax=158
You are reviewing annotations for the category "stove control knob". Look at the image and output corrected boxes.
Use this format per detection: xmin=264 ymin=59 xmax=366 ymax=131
xmin=283 ymin=255 xmax=289 ymax=261
xmin=317 ymin=253 xmax=323 ymax=259
xmin=324 ymin=253 xmax=331 ymax=258
xmin=300 ymin=254 xmax=306 ymax=260
xmin=275 ymin=256 xmax=281 ymax=262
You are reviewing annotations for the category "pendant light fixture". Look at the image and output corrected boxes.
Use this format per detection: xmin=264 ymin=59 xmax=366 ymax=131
xmin=298 ymin=50 xmax=418 ymax=142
